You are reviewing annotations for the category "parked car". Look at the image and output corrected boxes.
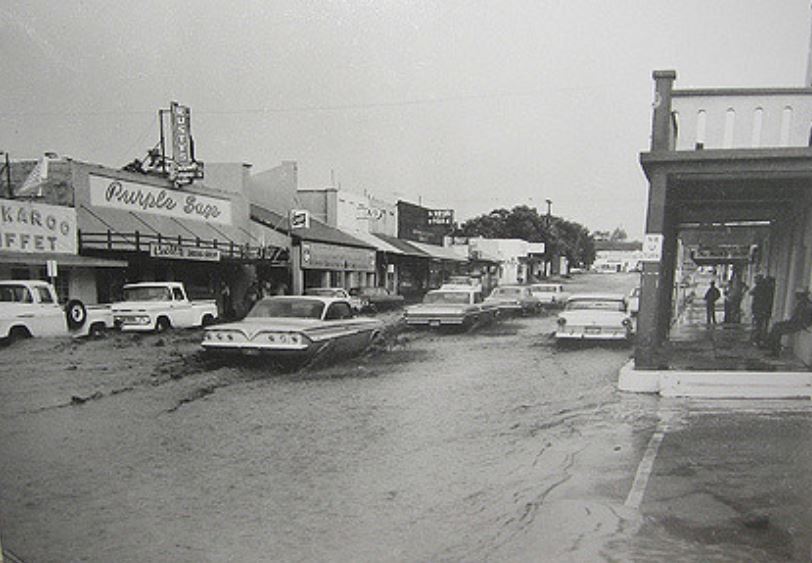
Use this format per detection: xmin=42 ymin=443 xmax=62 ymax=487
xmin=404 ymin=287 xmax=498 ymax=328
xmin=349 ymin=286 xmax=405 ymax=312
xmin=112 ymin=282 xmax=218 ymax=332
xmin=627 ymin=287 xmax=641 ymax=316
xmin=201 ymin=295 xmax=382 ymax=361
xmin=0 ymin=280 xmax=112 ymax=342
xmin=555 ymin=293 xmax=634 ymax=342
xmin=484 ymin=285 xmax=541 ymax=316
xmin=529 ymin=283 xmax=570 ymax=307
xmin=305 ymin=287 xmax=365 ymax=312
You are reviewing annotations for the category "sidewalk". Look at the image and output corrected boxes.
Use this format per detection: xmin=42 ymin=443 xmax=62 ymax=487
xmin=666 ymin=300 xmax=808 ymax=372
xmin=619 ymin=300 xmax=812 ymax=398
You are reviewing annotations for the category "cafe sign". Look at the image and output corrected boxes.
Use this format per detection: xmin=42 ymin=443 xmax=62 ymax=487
xmin=149 ymin=242 xmax=221 ymax=262
xmin=300 ymin=242 xmax=375 ymax=272
xmin=89 ymin=174 xmax=232 ymax=225
xmin=0 ymin=199 xmax=77 ymax=254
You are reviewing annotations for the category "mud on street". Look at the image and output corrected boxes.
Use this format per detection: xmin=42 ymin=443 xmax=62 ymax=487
xmin=2 ymin=272 xmax=810 ymax=562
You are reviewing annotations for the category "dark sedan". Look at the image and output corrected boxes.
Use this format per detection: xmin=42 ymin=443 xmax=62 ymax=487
xmin=349 ymin=286 xmax=405 ymax=312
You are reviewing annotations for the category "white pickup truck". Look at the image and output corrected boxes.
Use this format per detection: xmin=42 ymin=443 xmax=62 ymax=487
xmin=0 ymin=280 xmax=113 ymax=342
xmin=112 ymin=281 xmax=218 ymax=332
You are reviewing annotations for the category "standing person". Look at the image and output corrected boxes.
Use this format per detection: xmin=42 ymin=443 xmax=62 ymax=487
xmin=704 ymin=280 xmax=721 ymax=325
xmin=219 ymin=281 xmax=234 ymax=321
xmin=750 ymin=275 xmax=771 ymax=345
xmin=765 ymin=288 xmax=812 ymax=357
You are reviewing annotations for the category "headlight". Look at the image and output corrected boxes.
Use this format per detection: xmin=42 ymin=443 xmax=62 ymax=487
xmin=556 ymin=317 xmax=566 ymax=326
xmin=622 ymin=318 xmax=632 ymax=328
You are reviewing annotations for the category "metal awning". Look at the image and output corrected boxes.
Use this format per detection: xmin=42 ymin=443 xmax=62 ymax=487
xmin=77 ymin=204 xmax=283 ymax=262
xmin=407 ymin=240 xmax=468 ymax=262
xmin=345 ymin=230 xmax=404 ymax=254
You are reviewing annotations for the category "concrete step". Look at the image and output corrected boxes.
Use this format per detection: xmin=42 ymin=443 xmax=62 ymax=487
xmin=618 ymin=361 xmax=812 ymax=399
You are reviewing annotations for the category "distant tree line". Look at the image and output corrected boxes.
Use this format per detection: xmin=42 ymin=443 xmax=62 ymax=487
xmin=453 ymin=205 xmax=596 ymax=267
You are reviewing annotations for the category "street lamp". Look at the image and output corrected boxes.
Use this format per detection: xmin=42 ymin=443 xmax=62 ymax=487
xmin=544 ymin=199 xmax=553 ymax=277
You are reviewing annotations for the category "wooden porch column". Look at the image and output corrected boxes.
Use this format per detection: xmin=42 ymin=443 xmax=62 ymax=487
xmin=635 ymin=70 xmax=677 ymax=369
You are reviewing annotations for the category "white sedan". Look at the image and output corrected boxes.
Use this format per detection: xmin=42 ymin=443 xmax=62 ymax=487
xmin=529 ymin=283 xmax=570 ymax=307
xmin=555 ymin=293 xmax=634 ymax=342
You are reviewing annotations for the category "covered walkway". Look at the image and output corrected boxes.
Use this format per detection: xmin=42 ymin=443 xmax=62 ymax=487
xmin=665 ymin=299 xmax=808 ymax=372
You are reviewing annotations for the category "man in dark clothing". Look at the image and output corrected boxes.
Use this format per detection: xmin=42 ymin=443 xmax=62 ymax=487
xmin=704 ymin=280 xmax=721 ymax=325
xmin=750 ymin=275 xmax=773 ymax=345
xmin=765 ymin=288 xmax=812 ymax=357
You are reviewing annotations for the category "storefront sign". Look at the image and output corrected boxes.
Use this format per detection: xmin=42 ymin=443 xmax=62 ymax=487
xmin=427 ymin=209 xmax=454 ymax=225
xmin=0 ymin=200 xmax=77 ymax=254
xmin=89 ymin=174 xmax=232 ymax=225
xmin=171 ymin=102 xmax=192 ymax=167
xmin=290 ymin=209 xmax=311 ymax=229
xmin=300 ymin=242 xmax=375 ymax=272
xmin=149 ymin=242 xmax=221 ymax=262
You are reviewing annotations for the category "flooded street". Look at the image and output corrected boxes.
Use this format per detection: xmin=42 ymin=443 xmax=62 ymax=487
xmin=4 ymin=272 xmax=810 ymax=562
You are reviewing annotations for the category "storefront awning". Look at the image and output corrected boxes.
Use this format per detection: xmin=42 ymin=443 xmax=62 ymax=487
xmin=78 ymin=204 xmax=282 ymax=262
xmin=407 ymin=240 xmax=469 ymax=262
xmin=0 ymin=251 xmax=127 ymax=268
xmin=344 ymin=230 xmax=404 ymax=254
xmin=250 ymin=204 xmax=375 ymax=250
xmin=370 ymin=234 xmax=430 ymax=258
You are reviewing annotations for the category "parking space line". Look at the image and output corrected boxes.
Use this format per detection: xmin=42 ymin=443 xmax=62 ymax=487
xmin=624 ymin=414 xmax=673 ymax=510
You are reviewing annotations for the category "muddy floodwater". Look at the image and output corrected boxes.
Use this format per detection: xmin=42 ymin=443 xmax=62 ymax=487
xmin=1 ymin=272 xmax=739 ymax=562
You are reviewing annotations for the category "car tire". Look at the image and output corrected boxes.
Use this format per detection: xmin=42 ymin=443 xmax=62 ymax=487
xmin=155 ymin=317 xmax=171 ymax=333
xmin=65 ymin=300 xmax=87 ymax=330
xmin=7 ymin=326 xmax=31 ymax=344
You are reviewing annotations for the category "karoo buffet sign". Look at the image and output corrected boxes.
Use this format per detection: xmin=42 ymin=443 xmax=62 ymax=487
xmin=88 ymin=174 xmax=232 ymax=225
xmin=0 ymin=200 xmax=77 ymax=254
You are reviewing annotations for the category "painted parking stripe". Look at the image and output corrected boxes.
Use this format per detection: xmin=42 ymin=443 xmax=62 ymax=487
xmin=624 ymin=414 xmax=674 ymax=510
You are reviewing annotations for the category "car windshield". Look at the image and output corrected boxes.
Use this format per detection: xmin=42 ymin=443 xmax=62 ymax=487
xmin=0 ymin=284 xmax=33 ymax=303
xmin=123 ymin=286 xmax=172 ymax=301
xmin=423 ymin=291 xmax=470 ymax=305
xmin=532 ymin=286 xmax=557 ymax=293
xmin=565 ymin=299 xmax=626 ymax=312
xmin=305 ymin=288 xmax=339 ymax=297
xmin=248 ymin=298 xmax=325 ymax=319
xmin=493 ymin=288 xmax=522 ymax=297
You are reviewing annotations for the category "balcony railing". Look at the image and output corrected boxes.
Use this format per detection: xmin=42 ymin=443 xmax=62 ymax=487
xmin=671 ymin=88 xmax=812 ymax=151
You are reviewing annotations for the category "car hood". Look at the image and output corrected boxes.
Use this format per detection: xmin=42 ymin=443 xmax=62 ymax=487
xmin=558 ymin=310 xmax=628 ymax=325
xmin=112 ymin=301 xmax=173 ymax=312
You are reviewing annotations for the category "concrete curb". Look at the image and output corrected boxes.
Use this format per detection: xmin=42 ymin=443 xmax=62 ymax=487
xmin=617 ymin=360 xmax=812 ymax=399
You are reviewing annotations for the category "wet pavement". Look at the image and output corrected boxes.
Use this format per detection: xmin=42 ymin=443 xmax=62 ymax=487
xmin=1 ymin=272 xmax=811 ymax=562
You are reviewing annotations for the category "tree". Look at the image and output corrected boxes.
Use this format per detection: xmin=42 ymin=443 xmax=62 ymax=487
xmin=610 ymin=227 xmax=628 ymax=242
xmin=455 ymin=205 xmax=596 ymax=267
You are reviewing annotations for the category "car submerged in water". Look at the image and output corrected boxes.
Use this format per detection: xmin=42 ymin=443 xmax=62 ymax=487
xmin=555 ymin=293 xmax=634 ymax=343
xmin=201 ymin=295 xmax=382 ymax=362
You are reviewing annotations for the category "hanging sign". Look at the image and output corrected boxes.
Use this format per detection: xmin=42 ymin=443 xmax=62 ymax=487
xmin=642 ymin=234 xmax=663 ymax=262
xmin=149 ymin=242 xmax=221 ymax=262
xmin=290 ymin=209 xmax=311 ymax=229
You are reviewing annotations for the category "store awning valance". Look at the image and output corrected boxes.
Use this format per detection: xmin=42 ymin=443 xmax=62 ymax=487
xmin=0 ymin=251 xmax=127 ymax=268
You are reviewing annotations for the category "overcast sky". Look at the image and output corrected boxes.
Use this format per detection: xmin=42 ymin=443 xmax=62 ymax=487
xmin=1 ymin=1 xmax=810 ymax=237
